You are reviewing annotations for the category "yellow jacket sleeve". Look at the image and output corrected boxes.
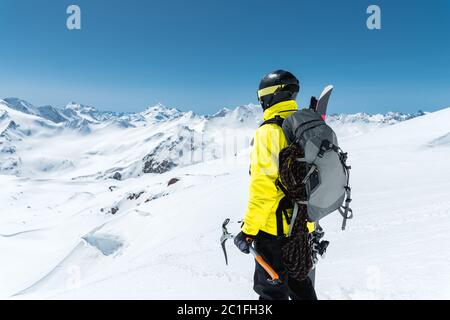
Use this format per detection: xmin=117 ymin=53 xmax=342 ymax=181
xmin=242 ymin=125 xmax=285 ymax=236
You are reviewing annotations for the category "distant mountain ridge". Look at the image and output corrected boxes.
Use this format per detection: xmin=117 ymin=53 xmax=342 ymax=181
xmin=0 ymin=97 xmax=430 ymax=178
xmin=0 ymin=97 xmax=427 ymax=128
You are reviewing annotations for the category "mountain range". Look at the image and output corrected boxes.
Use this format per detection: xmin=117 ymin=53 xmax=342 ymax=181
xmin=0 ymin=97 xmax=427 ymax=179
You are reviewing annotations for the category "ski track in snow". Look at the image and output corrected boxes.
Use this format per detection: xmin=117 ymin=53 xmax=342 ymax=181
xmin=0 ymin=228 xmax=44 ymax=238
xmin=1 ymin=106 xmax=450 ymax=299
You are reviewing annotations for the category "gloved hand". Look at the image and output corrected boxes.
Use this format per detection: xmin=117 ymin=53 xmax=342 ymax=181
xmin=234 ymin=231 xmax=254 ymax=254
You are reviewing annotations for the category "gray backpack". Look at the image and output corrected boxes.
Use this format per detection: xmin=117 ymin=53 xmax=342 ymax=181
xmin=263 ymin=108 xmax=353 ymax=230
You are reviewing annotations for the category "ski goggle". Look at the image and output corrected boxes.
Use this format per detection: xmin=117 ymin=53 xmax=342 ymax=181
xmin=257 ymin=84 xmax=286 ymax=101
xmin=257 ymin=84 xmax=299 ymax=101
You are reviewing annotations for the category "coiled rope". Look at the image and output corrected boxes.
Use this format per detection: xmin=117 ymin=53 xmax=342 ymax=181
xmin=279 ymin=144 xmax=314 ymax=281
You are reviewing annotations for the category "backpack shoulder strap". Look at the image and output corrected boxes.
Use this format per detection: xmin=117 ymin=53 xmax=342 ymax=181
xmin=260 ymin=115 xmax=284 ymax=128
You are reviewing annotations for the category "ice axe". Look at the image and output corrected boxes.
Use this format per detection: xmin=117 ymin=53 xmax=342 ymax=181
xmin=220 ymin=218 xmax=281 ymax=284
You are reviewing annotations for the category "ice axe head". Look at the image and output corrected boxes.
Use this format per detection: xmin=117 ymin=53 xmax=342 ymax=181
xmin=220 ymin=218 xmax=233 ymax=265
xmin=219 ymin=218 xmax=282 ymax=285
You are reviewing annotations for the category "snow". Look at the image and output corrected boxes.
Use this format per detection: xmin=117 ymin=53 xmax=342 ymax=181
xmin=1 ymin=97 xmax=449 ymax=299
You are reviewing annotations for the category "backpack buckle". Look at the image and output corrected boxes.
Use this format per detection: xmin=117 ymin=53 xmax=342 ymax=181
xmin=318 ymin=140 xmax=332 ymax=158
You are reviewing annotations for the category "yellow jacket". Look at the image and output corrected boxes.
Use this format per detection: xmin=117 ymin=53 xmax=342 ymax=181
xmin=242 ymin=100 xmax=315 ymax=236
xmin=242 ymin=100 xmax=298 ymax=236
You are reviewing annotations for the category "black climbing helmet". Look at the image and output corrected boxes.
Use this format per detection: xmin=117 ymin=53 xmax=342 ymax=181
xmin=257 ymin=70 xmax=300 ymax=110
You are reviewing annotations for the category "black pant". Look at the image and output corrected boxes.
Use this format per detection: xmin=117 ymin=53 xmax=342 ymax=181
xmin=253 ymin=232 xmax=317 ymax=300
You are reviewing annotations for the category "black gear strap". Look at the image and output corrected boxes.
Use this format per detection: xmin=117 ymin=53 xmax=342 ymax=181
xmin=275 ymin=196 xmax=293 ymax=238
xmin=260 ymin=115 xmax=284 ymax=128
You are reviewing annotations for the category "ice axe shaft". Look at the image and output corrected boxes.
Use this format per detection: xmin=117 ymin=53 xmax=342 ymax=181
xmin=249 ymin=246 xmax=280 ymax=283
xmin=220 ymin=219 xmax=280 ymax=284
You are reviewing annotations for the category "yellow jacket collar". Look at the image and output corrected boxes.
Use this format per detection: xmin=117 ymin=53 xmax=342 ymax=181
xmin=263 ymin=100 xmax=298 ymax=121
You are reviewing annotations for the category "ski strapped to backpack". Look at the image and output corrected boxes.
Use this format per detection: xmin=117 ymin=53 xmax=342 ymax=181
xmin=261 ymin=109 xmax=353 ymax=230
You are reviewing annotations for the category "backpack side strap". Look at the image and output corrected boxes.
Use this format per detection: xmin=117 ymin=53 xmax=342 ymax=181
xmin=337 ymin=149 xmax=353 ymax=230
xmin=316 ymin=140 xmax=354 ymax=230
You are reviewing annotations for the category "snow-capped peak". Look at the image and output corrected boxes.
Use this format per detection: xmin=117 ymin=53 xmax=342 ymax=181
xmin=209 ymin=107 xmax=231 ymax=118
xmin=328 ymin=111 xmax=426 ymax=125
xmin=62 ymin=102 xmax=103 ymax=124
xmin=64 ymin=102 xmax=97 ymax=113
xmin=209 ymin=104 xmax=260 ymax=119
xmin=1 ymin=97 xmax=40 ymax=116
xmin=140 ymin=103 xmax=184 ymax=122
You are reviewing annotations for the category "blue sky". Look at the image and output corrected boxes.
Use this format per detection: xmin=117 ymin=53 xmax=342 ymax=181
xmin=0 ymin=0 xmax=449 ymax=114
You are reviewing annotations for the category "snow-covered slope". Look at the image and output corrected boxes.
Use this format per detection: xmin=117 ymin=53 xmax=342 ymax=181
xmin=0 ymin=98 xmax=449 ymax=299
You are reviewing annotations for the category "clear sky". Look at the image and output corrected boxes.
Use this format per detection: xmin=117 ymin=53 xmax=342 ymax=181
xmin=0 ymin=0 xmax=449 ymax=114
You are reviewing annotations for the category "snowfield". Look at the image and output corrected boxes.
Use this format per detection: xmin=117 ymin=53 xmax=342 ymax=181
xmin=0 ymin=98 xmax=449 ymax=299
